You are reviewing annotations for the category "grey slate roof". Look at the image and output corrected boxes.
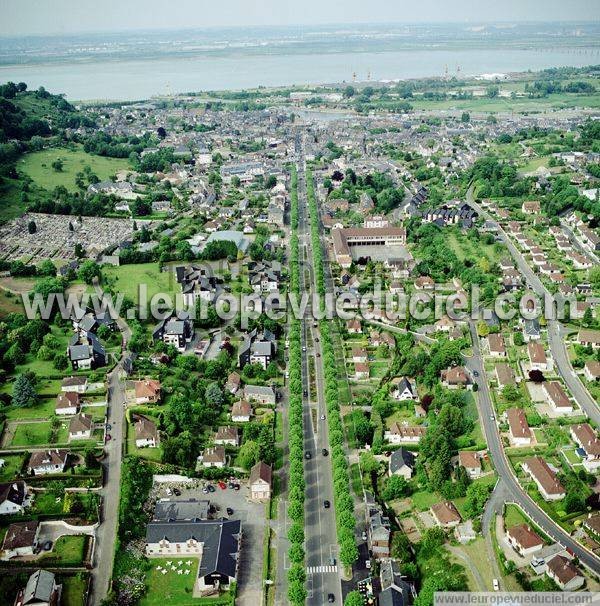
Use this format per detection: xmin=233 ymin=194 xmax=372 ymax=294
xmin=23 ymin=569 xmax=56 ymax=604
xmin=146 ymin=518 xmax=241 ymax=579
xmin=389 ymin=448 xmax=416 ymax=475
xmin=153 ymin=499 xmax=210 ymax=522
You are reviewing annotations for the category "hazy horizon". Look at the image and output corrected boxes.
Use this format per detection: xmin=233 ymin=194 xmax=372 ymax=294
xmin=1 ymin=0 xmax=599 ymax=37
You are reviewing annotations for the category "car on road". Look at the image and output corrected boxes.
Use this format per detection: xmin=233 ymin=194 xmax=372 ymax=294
xmin=303 ymin=389 xmax=308 ymax=397
xmin=316 ymin=352 xmax=321 ymax=357
xmin=207 ymin=484 xmax=216 ymax=493
xmin=329 ymin=556 xmax=336 ymax=566
xmin=173 ymin=488 xmax=181 ymax=496
xmin=105 ymin=434 xmax=112 ymax=442
xmin=202 ymin=486 xmax=209 ymax=494
xmin=218 ymin=481 xmax=227 ymax=490
xmin=305 ymin=452 xmax=311 ymax=459
xmin=320 ymin=414 xmax=326 ymax=420
xmin=328 ymin=593 xmax=335 ymax=603
xmin=473 ymin=370 xmax=479 ymax=377
xmin=493 ymin=579 xmax=499 ymax=591
xmin=166 ymin=488 xmax=172 ymax=496
xmin=490 ymin=414 xmax=495 ymax=421
xmin=365 ymin=559 xmax=371 ymax=569
xmin=323 ymin=500 xmax=330 ymax=508
xmin=322 ymin=448 xmax=328 ymax=456
xmin=361 ymin=531 xmax=367 ymax=541
xmin=105 ymin=424 xmax=112 ymax=431
xmin=226 ymin=507 xmax=234 ymax=516
xmin=302 ymin=346 xmax=307 ymax=352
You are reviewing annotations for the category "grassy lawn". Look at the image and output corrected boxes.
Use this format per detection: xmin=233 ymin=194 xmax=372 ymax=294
xmin=504 ymin=503 xmax=528 ymax=528
xmin=40 ymin=535 xmax=88 ymax=566
xmin=410 ymin=490 xmax=439 ymax=511
xmin=0 ymin=453 xmax=26 ymax=481
xmin=4 ymin=397 xmax=57 ymax=420
xmin=10 ymin=421 xmax=55 ymax=447
xmin=140 ymin=558 xmax=203 ymax=606
xmin=102 ymin=262 xmax=176 ymax=307
xmin=60 ymin=575 xmax=88 ymax=606
xmin=18 ymin=145 xmax=130 ymax=193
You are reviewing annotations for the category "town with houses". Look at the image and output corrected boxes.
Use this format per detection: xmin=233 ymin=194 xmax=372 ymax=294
xmin=0 ymin=60 xmax=599 ymax=606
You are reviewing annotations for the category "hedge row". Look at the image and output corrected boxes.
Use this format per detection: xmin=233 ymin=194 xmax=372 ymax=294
xmin=286 ymin=165 xmax=308 ymax=606
xmin=306 ymin=168 xmax=359 ymax=568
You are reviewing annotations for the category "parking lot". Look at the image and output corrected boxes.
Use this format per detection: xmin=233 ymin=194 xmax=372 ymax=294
xmin=154 ymin=479 xmax=267 ymax=606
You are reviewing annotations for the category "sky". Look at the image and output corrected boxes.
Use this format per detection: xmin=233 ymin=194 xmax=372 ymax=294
xmin=0 ymin=0 xmax=598 ymax=36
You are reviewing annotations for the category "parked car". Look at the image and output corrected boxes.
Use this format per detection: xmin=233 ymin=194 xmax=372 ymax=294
xmin=322 ymin=448 xmax=328 ymax=456
xmin=323 ymin=500 xmax=330 ymax=509
xmin=173 ymin=488 xmax=181 ymax=496
xmin=218 ymin=481 xmax=227 ymax=490
xmin=226 ymin=507 xmax=234 ymax=516
xmin=328 ymin=593 xmax=335 ymax=603
xmin=207 ymin=484 xmax=216 ymax=493
xmin=305 ymin=452 xmax=311 ymax=459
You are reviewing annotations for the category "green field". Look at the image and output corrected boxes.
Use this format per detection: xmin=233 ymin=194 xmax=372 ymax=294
xmin=60 ymin=575 xmax=87 ymax=606
xmin=140 ymin=559 xmax=209 ymax=606
xmin=0 ymin=453 xmax=26 ymax=482
xmin=9 ymin=421 xmax=70 ymax=447
xmin=102 ymin=262 xmax=177 ymax=307
xmin=40 ymin=535 xmax=88 ymax=566
xmin=19 ymin=146 xmax=130 ymax=192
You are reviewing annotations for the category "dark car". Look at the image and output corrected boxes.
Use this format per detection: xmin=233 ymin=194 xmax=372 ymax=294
xmin=473 ymin=370 xmax=479 ymax=377
xmin=328 ymin=593 xmax=335 ymax=603
xmin=305 ymin=452 xmax=311 ymax=459
xmin=303 ymin=389 xmax=308 ymax=397
xmin=324 ymin=500 xmax=330 ymax=509
xmin=322 ymin=448 xmax=328 ymax=456
xmin=173 ymin=488 xmax=181 ymax=496
xmin=207 ymin=484 xmax=216 ymax=493
xmin=226 ymin=507 xmax=234 ymax=516
xmin=234 ymin=484 xmax=240 ymax=491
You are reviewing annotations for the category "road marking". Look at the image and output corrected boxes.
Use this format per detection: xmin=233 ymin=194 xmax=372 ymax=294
xmin=306 ymin=565 xmax=338 ymax=574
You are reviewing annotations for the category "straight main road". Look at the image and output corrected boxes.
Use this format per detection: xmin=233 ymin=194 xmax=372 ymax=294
xmin=297 ymin=154 xmax=343 ymax=605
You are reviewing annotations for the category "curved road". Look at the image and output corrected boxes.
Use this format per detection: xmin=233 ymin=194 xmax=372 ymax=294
xmin=466 ymin=321 xmax=600 ymax=573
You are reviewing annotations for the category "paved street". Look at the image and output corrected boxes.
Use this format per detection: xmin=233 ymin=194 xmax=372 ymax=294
xmin=465 ymin=321 xmax=600 ymax=573
xmin=297 ymin=157 xmax=343 ymax=605
xmin=88 ymin=291 xmax=131 ymax=606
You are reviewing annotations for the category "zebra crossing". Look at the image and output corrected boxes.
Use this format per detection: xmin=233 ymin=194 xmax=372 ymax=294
xmin=306 ymin=565 xmax=338 ymax=574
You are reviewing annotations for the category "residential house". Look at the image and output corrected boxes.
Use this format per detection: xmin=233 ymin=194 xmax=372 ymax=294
xmin=60 ymin=376 xmax=88 ymax=394
xmin=388 ymin=448 xmax=416 ymax=480
xmin=2 ymin=521 xmax=39 ymax=559
xmin=28 ymin=450 xmax=70 ymax=476
xmin=542 ymin=381 xmax=573 ymax=414
xmin=225 ymin=372 xmax=241 ymax=395
xmin=244 ymin=385 xmax=276 ymax=406
xmin=67 ymin=333 xmax=106 ymax=371
xmin=528 ymin=342 xmax=549 ymax=371
xmin=441 ymin=366 xmax=471 ymax=389
xmin=391 ymin=377 xmax=417 ymax=401
xmin=522 ymin=200 xmax=541 ymax=215
xmin=249 ymin=461 xmax=272 ymax=501
xmin=507 ymin=408 xmax=532 ymax=446
xmin=346 ymin=319 xmax=362 ymax=334
xmin=578 ymin=329 xmax=600 ymax=349
xmin=506 ymin=524 xmax=544 ymax=557
xmin=368 ymin=510 xmax=391 ymax=558
xmin=214 ymin=426 xmax=239 ymax=447
xmin=495 ymin=363 xmax=516 ymax=389
xmin=352 ymin=347 xmax=368 ymax=363
xmin=487 ymin=334 xmax=507 ymax=357
xmin=458 ymin=451 xmax=481 ymax=478
xmin=523 ymin=319 xmax=541 ymax=342
xmin=570 ymin=423 xmax=600 ymax=471
xmin=522 ymin=456 xmax=565 ymax=501
xmin=384 ymin=424 xmax=426 ymax=445
xmin=546 ymin=555 xmax=585 ymax=590
xmin=584 ymin=360 xmax=600 ymax=382
xmin=0 ymin=481 xmax=28 ymax=515
xmin=133 ymin=379 xmax=161 ymax=404
xmin=134 ymin=415 xmax=159 ymax=448
xmin=231 ymin=400 xmax=252 ymax=422
xmin=197 ymin=446 xmax=227 ymax=469
xmin=152 ymin=310 xmax=194 ymax=353
xmin=13 ymin=570 xmax=61 ymax=606
xmin=355 ymin=362 xmax=369 ymax=380
xmin=68 ymin=413 xmax=93 ymax=440
xmin=55 ymin=392 xmax=80 ymax=416
xmin=414 ymin=276 xmax=435 ymax=291
xmin=430 ymin=501 xmax=462 ymax=528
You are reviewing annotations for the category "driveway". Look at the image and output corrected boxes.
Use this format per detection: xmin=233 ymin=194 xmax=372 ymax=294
xmin=37 ymin=520 xmax=96 ymax=544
